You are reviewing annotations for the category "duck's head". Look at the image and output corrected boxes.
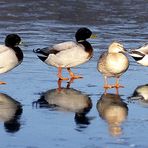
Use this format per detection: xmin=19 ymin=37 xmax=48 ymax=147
xmin=5 ymin=34 xmax=21 ymax=48
xmin=108 ymin=42 xmax=126 ymax=53
xmin=75 ymin=27 xmax=93 ymax=42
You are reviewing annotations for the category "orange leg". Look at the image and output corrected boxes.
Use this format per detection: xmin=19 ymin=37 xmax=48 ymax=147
xmin=57 ymin=78 xmax=75 ymax=92
xmin=57 ymin=79 xmax=63 ymax=92
xmin=112 ymin=77 xmax=124 ymax=88
xmin=103 ymin=76 xmax=113 ymax=89
xmin=0 ymin=81 xmax=6 ymax=85
xmin=57 ymin=67 xmax=69 ymax=80
xmin=67 ymin=68 xmax=83 ymax=79
xmin=104 ymin=87 xmax=119 ymax=95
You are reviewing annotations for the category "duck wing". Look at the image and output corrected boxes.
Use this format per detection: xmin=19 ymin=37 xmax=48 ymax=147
xmin=97 ymin=52 xmax=108 ymax=73
xmin=53 ymin=41 xmax=77 ymax=51
xmin=129 ymin=48 xmax=146 ymax=64
xmin=129 ymin=50 xmax=145 ymax=58
xmin=34 ymin=47 xmax=58 ymax=55
xmin=34 ymin=41 xmax=77 ymax=55
xmin=138 ymin=44 xmax=148 ymax=54
xmin=33 ymin=41 xmax=77 ymax=62
xmin=130 ymin=44 xmax=148 ymax=56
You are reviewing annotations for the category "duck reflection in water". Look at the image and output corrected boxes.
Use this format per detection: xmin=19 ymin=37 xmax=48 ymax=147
xmin=0 ymin=93 xmax=22 ymax=133
xmin=33 ymin=79 xmax=92 ymax=127
xmin=129 ymin=84 xmax=148 ymax=107
xmin=96 ymin=92 xmax=128 ymax=137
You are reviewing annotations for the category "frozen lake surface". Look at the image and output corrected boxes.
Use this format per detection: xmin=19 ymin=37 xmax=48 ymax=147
xmin=0 ymin=0 xmax=147 ymax=148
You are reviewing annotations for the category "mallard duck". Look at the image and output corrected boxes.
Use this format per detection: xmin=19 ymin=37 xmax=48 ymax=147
xmin=97 ymin=42 xmax=129 ymax=88
xmin=129 ymin=84 xmax=148 ymax=107
xmin=129 ymin=44 xmax=148 ymax=66
xmin=33 ymin=27 xmax=95 ymax=80
xmin=0 ymin=34 xmax=23 ymax=84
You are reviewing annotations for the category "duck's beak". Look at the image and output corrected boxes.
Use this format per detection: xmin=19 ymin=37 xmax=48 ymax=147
xmin=19 ymin=41 xmax=23 ymax=45
xmin=119 ymin=48 xmax=127 ymax=54
xmin=120 ymin=48 xmax=129 ymax=54
xmin=15 ymin=41 xmax=24 ymax=47
xmin=19 ymin=41 xmax=28 ymax=47
xmin=90 ymin=34 xmax=97 ymax=39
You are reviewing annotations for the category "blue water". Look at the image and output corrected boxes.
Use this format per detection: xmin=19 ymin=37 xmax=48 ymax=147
xmin=0 ymin=0 xmax=147 ymax=148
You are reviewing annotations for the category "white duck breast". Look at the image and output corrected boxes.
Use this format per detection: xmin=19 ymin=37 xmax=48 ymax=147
xmin=0 ymin=45 xmax=19 ymax=73
xmin=106 ymin=53 xmax=129 ymax=74
xmin=45 ymin=42 xmax=90 ymax=68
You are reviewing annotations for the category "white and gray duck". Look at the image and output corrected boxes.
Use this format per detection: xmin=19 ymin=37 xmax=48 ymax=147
xmin=0 ymin=34 xmax=23 ymax=84
xmin=33 ymin=27 xmax=96 ymax=80
xmin=97 ymin=42 xmax=129 ymax=88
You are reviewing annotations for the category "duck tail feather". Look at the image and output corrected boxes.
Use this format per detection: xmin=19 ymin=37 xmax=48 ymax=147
xmin=33 ymin=48 xmax=43 ymax=54
xmin=33 ymin=48 xmax=48 ymax=62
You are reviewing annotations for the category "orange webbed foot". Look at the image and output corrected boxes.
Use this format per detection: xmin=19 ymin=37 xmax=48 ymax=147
xmin=57 ymin=74 xmax=69 ymax=81
xmin=67 ymin=68 xmax=83 ymax=79
xmin=58 ymin=77 xmax=69 ymax=81
xmin=103 ymin=84 xmax=113 ymax=89
xmin=57 ymin=67 xmax=69 ymax=81
xmin=70 ymin=74 xmax=83 ymax=79
xmin=112 ymin=84 xmax=124 ymax=88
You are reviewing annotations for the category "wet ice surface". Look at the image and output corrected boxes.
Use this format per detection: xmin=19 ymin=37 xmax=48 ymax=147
xmin=0 ymin=0 xmax=147 ymax=148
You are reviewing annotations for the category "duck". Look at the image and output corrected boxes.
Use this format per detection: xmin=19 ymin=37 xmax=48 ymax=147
xmin=0 ymin=34 xmax=23 ymax=84
xmin=129 ymin=84 xmax=148 ymax=106
xmin=33 ymin=27 xmax=95 ymax=80
xmin=97 ymin=42 xmax=129 ymax=88
xmin=129 ymin=43 xmax=148 ymax=66
xmin=130 ymin=84 xmax=148 ymax=101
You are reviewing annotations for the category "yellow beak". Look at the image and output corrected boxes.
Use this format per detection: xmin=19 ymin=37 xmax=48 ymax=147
xmin=90 ymin=34 xmax=97 ymax=39
xmin=19 ymin=41 xmax=23 ymax=45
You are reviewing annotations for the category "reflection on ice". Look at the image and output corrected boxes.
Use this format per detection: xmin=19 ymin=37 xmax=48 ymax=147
xmin=0 ymin=93 xmax=22 ymax=133
xmin=33 ymin=79 xmax=92 ymax=128
xmin=97 ymin=93 xmax=128 ymax=137
xmin=35 ymin=88 xmax=92 ymax=114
